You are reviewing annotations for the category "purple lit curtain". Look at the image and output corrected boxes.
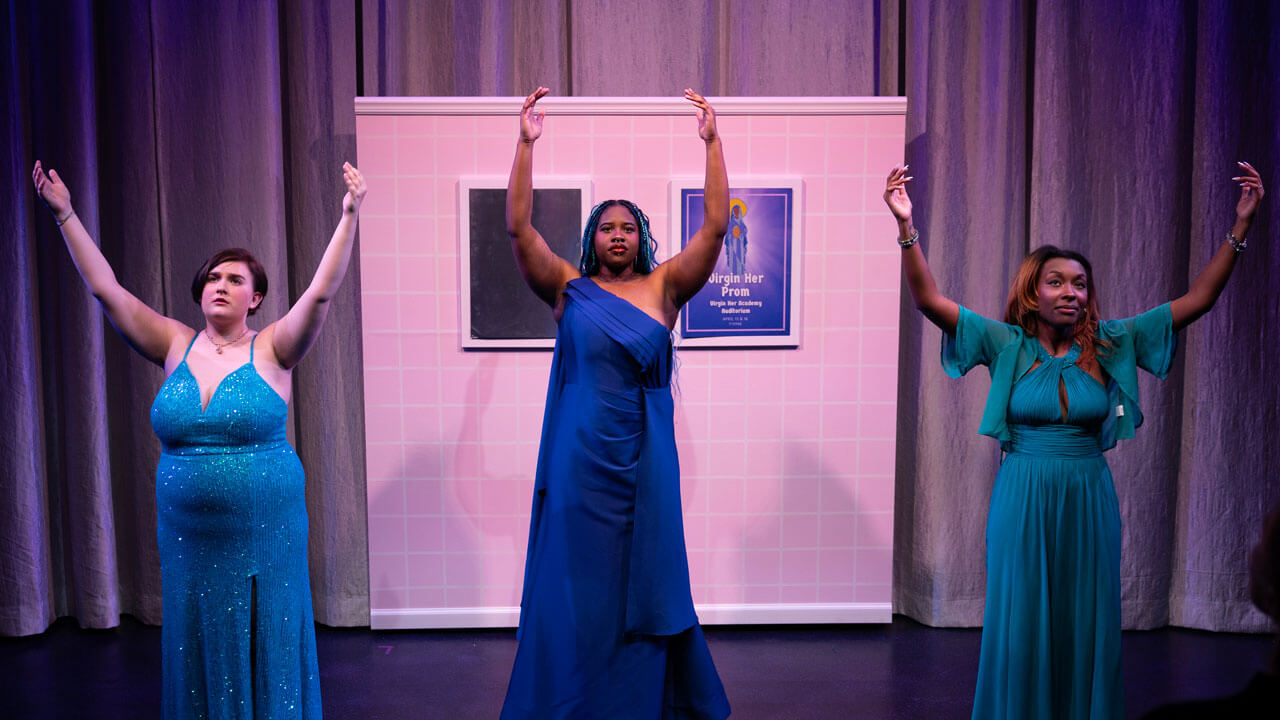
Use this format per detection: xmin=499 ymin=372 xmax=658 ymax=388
xmin=892 ymin=0 xmax=1280 ymax=632
xmin=3 ymin=0 xmax=1277 ymax=636
xmin=3 ymin=0 xmax=368 ymax=633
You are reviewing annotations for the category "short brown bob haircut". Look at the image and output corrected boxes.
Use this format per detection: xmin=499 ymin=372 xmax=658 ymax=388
xmin=190 ymin=248 xmax=269 ymax=316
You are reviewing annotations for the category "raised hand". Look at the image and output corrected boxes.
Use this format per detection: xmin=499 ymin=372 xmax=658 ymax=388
xmin=1233 ymin=161 xmax=1265 ymax=221
xmin=342 ymin=162 xmax=366 ymax=215
xmin=1170 ymin=160 xmax=1266 ymax=331
xmin=520 ymin=87 xmax=549 ymax=143
xmin=32 ymin=160 xmax=74 ymax=223
xmin=883 ymin=165 xmax=913 ymax=222
xmin=685 ymin=89 xmax=717 ymax=143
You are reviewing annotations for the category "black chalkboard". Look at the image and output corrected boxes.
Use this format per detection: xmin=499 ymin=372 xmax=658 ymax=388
xmin=467 ymin=187 xmax=584 ymax=342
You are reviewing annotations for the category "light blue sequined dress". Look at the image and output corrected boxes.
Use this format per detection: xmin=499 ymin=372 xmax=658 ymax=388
xmin=151 ymin=333 xmax=321 ymax=719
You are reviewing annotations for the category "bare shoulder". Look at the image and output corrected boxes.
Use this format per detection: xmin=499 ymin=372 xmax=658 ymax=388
xmin=650 ymin=259 xmax=690 ymax=312
xmin=603 ymin=271 xmax=666 ymax=302
xmin=162 ymin=324 xmax=200 ymax=374
xmin=650 ymin=258 xmax=680 ymax=292
xmin=606 ymin=273 xmax=671 ymax=328
xmin=253 ymin=322 xmax=284 ymax=367
xmin=244 ymin=323 xmax=294 ymax=403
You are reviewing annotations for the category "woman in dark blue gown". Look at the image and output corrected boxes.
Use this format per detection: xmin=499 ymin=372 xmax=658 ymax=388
xmin=33 ymin=160 xmax=367 ymax=719
xmin=500 ymin=87 xmax=732 ymax=719
xmin=883 ymin=162 xmax=1264 ymax=719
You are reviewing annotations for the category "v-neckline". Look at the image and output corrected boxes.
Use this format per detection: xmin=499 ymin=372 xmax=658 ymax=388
xmin=180 ymin=360 xmax=255 ymax=415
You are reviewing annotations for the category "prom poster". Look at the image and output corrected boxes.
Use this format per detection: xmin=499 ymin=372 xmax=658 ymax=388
xmin=672 ymin=180 xmax=801 ymax=347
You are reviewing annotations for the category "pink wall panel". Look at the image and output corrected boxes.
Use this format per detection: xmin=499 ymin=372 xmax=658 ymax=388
xmin=358 ymin=98 xmax=905 ymax=628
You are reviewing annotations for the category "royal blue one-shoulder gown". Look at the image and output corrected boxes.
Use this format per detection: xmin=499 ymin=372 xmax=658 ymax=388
xmin=501 ymin=277 xmax=730 ymax=719
xmin=151 ymin=334 xmax=322 ymax=719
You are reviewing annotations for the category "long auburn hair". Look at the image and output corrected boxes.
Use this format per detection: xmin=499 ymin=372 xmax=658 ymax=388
xmin=1003 ymin=245 xmax=1109 ymax=367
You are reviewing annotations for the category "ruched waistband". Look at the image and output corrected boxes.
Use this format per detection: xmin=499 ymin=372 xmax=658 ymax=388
xmin=1006 ymin=424 xmax=1102 ymax=458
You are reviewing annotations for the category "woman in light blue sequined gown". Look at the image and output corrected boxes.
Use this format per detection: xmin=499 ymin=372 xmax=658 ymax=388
xmin=33 ymin=160 xmax=367 ymax=719
xmin=883 ymin=162 xmax=1263 ymax=719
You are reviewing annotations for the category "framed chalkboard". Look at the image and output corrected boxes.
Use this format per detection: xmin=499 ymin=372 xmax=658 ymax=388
xmin=458 ymin=177 xmax=592 ymax=348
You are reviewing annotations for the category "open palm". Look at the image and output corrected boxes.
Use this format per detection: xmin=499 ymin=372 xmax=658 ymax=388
xmin=520 ymin=87 xmax=549 ymax=143
xmin=1234 ymin=161 xmax=1265 ymax=221
xmin=883 ymin=165 xmax=913 ymax=221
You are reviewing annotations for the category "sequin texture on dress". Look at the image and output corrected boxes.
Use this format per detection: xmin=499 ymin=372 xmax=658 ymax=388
xmin=151 ymin=333 xmax=322 ymax=719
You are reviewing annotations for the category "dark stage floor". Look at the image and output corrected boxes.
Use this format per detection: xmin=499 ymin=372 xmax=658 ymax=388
xmin=0 ymin=615 xmax=1272 ymax=719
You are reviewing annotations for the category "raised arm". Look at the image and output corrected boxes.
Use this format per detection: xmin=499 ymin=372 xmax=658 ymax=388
xmin=884 ymin=165 xmax=960 ymax=335
xmin=507 ymin=87 xmax=577 ymax=307
xmin=1169 ymin=161 xmax=1265 ymax=331
xmin=32 ymin=161 xmax=187 ymax=365
xmin=660 ymin=89 xmax=729 ymax=308
xmin=268 ymin=162 xmax=366 ymax=369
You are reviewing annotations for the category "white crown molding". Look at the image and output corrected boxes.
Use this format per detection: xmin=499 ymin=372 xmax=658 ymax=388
xmin=355 ymin=96 xmax=906 ymax=117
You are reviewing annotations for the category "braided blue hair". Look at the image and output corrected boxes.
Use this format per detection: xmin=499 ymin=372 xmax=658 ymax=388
xmin=579 ymin=199 xmax=659 ymax=276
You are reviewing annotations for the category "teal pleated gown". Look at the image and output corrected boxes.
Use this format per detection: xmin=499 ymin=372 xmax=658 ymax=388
xmin=151 ymin=334 xmax=322 ymax=719
xmin=501 ymin=277 xmax=730 ymax=719
xmin=943 ymin=304 xmax=1176 ymax=720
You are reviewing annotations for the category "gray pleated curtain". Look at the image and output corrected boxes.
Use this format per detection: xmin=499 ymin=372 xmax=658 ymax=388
xmin=3 ymin=0 xmax=1277 ymax=636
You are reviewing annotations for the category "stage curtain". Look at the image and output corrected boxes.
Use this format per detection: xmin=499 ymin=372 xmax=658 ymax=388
xmin=2 ymin=0 xmax=1276 ymax=636
xmin=892 ymin=0 xmax=1280 ymax=633
xmin=3 ymin=0 xmax=369 ymax=633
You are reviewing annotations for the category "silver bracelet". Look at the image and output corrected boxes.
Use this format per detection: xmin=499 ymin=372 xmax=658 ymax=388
xmin=1227 ymin=231 xmax=1246 ymax=253
xmin=56 ymin=210 xmax=76 ymax=227
xmin=897 ymin=228 xmax=920 ymax=248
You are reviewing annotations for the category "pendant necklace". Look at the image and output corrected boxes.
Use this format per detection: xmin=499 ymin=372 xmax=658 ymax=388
xmin=206 ymin=328 xmax=249 ymax=354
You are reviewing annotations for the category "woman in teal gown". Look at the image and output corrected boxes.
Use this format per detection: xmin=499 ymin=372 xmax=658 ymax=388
xmin=883 ymin=162 xmax=1264 ymax=719
xmin=33 ymin=160 xmax=367 ymax=719
xmin=499 ymin=87 xmax=732 ymax=719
